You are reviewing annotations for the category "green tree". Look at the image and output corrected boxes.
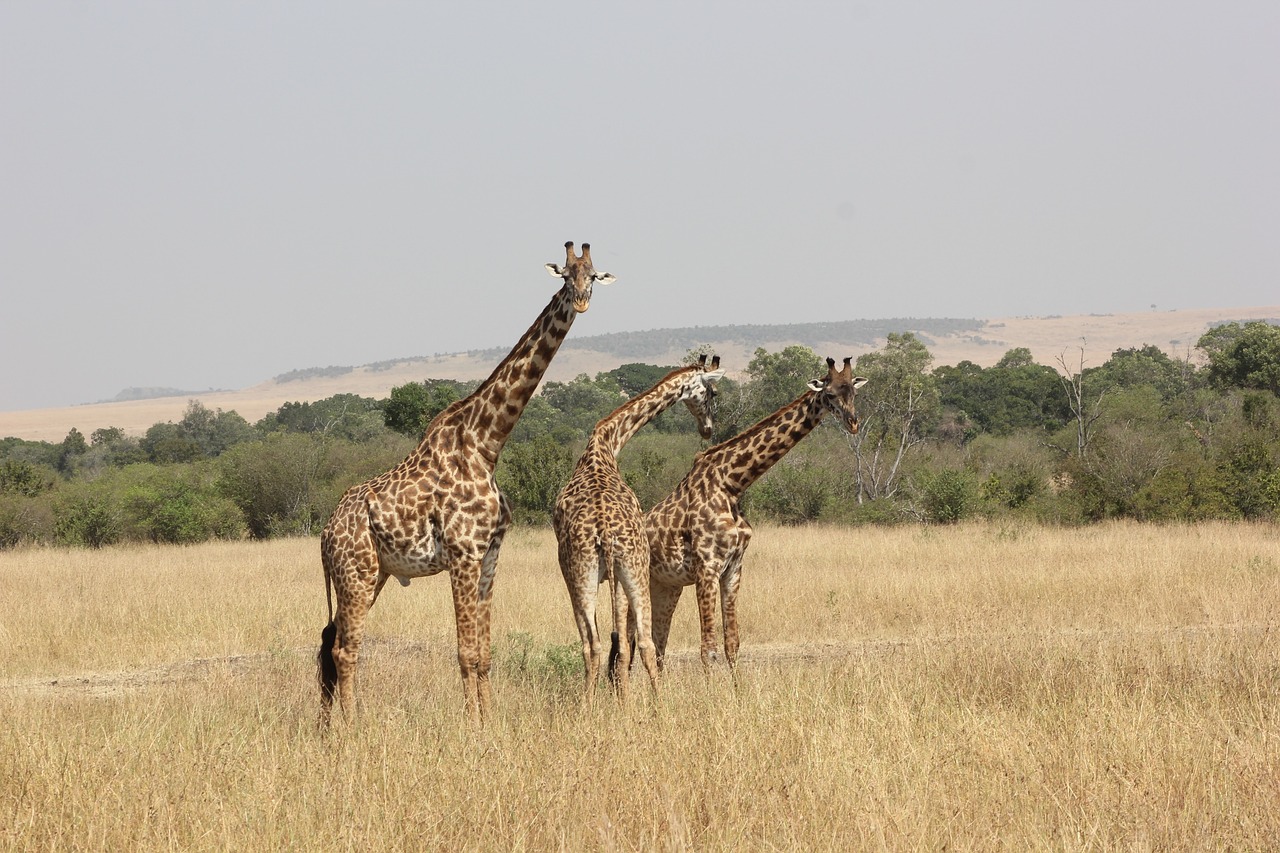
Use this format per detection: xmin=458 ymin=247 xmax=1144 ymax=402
xmin=913 ymin=467 xmax=978 ymax=523
xmin=602 ymin=363 xmax=675 ymax=397
xmin=57 ymin=427 xmax=89 ymax=474
xmin=266 ymin=393 xmax=387 ymax=441
xmin=935 ymin=353 xmax=1066 ymax=437
xmin=1091 ymin=345 xmax=1192 ymax=401
xmin=178 ymin=401 xmax=256 ymax=456
xmin=539 ymin=373 xmax=626 ymax=438
xmin=383 ymin=381 xmax=463 ymax=437
xmin=852 ymin=333 xmax=939 ymax=501
xmin=1198 ymin=321 xmax=1280 ymax=395
xmin=743 ymin=346 xmax=825 ymax=422
xmin=142 ymin=422 xmax=202 ymax=464
xmin=496 ymin=433 xmax=575 ymax=524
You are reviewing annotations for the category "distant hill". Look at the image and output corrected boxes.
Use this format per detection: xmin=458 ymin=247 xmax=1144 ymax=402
xmin=3 ymin=306 xmax=1278 ymax=443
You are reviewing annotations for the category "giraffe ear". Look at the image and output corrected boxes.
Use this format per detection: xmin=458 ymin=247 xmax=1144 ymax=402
xmin=852 ymin=376 xmax=869 ymax=389
xmin=807 ymin=379 xmax=825 ymax=392
xmin=546 ymin=263 xmax=565 ymax=277
xmin=703 ymin=370 xmax=726 ymax=384
xmin=593 ymin=272 xmax=617 ymax=285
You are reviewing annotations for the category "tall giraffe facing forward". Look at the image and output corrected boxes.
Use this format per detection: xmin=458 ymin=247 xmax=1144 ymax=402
xmin=319 ymin=242 xmax=614 ymax=725
xmin=553 ymin=355 xmax=725 ymax=702
xmin=618 ymin=357 xmax=867 ymax=676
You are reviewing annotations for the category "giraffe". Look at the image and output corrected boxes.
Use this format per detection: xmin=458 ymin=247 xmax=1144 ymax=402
xmin=318 ymin=241 xmax=614 ymax=725
xmin=553 ymin=355 xmax=725 ymax=702
xmin=613 ymin=357 xmax=867 ymax=677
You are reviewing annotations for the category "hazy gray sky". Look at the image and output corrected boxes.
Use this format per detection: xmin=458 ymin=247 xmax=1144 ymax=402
xmin=3 ymin=2 xmax=1277 ymax=411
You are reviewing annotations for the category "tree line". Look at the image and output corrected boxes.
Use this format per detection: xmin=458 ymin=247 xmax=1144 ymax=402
xmin=1 ymin=320 xmax=1277 ymax=548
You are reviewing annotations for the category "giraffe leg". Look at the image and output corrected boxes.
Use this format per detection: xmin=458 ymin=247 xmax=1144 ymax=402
xmin=693 ymin=571 xmax=721 ymax=672
xmin=627 ymin=592 xmax=660 ymax=696
xmin=567 ymin=559 xmax=602 ymax=703
xmin=619 ymin=552 xmax=660 ymax=696
xmin=720 ymin=558 xmax=744 ymax=670
xmin=476 ymin=581 xmax=494 ymax=723
xmin=648 ymin=581 xmax=683 ymax=672
xmin=449 ymin=560 xmax=485 ymax=724
xmin=322 ymin=570 xmax=377 ymax=726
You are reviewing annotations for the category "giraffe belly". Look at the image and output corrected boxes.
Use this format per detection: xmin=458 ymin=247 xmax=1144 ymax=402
xmin=377 ymin=542 xmax=448 ymax=581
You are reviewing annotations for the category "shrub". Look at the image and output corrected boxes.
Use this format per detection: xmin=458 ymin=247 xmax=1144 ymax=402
xmin=54 ymin=488 xmax=123 ymax=548
xmin=914 ymin=468 xmax=978 ymax=524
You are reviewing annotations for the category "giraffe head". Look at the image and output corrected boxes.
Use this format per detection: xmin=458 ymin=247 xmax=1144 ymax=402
xmin=806 ymin=356 xmax=869 ymax=435
xmin=545 ymin=241 xmax=616 ymax=314
xmin=679 ymin=354 xmax=726 ymax=439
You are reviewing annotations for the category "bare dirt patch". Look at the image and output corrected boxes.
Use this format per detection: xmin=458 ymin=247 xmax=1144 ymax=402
xmin=6 ymin=621 xmax=1265 ymax=700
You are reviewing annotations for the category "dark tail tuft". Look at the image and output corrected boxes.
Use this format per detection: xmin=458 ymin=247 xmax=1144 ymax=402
xmin=318 ymin=621 xmax=338 ymax=706
xmin=607 ymin=630 xmax=621 ymax=687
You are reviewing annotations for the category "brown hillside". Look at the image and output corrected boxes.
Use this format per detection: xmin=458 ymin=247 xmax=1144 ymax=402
xmin=3 ymin=305 xmax=1276 ymax=443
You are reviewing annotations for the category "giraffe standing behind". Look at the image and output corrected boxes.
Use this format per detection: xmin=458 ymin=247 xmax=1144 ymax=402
xmin=553 ymin=355 xmax=725 ymax=702
xmin=319 ymin=242 xmax=614 ymax=725
xmin=616 ymin=357 xmax=867 ymax=677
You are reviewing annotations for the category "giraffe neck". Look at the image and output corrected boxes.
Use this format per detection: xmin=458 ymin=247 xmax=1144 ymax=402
xmin=700 ymin=391 xmax=824 ymax=497
xmin=591 ymin=366 xmax=697 ymax=458
xmin=449 ymin=282 xmax=578 ymax=465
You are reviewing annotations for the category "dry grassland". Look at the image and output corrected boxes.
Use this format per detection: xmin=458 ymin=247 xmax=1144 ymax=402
xmin=2 ymin=522 xmax=1278 ymax=850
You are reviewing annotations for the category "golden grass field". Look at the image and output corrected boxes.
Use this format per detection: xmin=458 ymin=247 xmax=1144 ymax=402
xmin=2 ymin=522 xmax=1278 ymax=850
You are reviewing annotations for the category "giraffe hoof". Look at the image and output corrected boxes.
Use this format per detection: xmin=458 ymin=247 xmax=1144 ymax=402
xmin=397 ymin=577 xmax=411 ymax=587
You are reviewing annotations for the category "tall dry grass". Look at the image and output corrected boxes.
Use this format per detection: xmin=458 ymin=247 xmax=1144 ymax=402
xmin=2 ymin=522 xmax=1278 ymax=850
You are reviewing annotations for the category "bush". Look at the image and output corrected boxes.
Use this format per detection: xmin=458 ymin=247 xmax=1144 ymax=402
xmin=914 ymin=468 xmax=978 ymax=524
xmin=54 ymin=487 xmax=123 ymax=548
xmin=745 ymin=461 xmax=833 ymax=524
xmin=0 ymin=493 xmax=55 ymax=548
xmin=118 ymin=465 xmax=246 ymax=543
xmin=496 ymin=434 xmax=577 ymax=525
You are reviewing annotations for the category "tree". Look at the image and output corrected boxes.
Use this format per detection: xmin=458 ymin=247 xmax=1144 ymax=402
xmin=1053 ymin=348 xmax=1107 ymax=459
xmin=539 ymin=373 xmax=626 ymax=437
xmin=602 ymin=363 xmax=675 ymax=397
xmin=1198 ymin=321 xmax=1280 ymax=395
xmin=851 ymin=333 xmax=939 ymax=501
xmin=1091 ymin=345 xmax=1191 ymax=401
xmin=382 ymin=382 xmax=464 ymax=437
xmin=496 ymin=433 xmax=576 ymax=524
xmin=743 ymin=345 xmax=825 ymax=421
xmin=57 ymin=428 xmax=89 ymax=474
xmin=935 ymin=352 xmax=1067 ymax=437
xmin=142 ymin=422 xmax=202 ymax=464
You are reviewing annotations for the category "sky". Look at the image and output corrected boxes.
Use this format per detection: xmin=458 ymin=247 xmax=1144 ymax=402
xmin=2 ymin=2 xmax=1277 ymax=412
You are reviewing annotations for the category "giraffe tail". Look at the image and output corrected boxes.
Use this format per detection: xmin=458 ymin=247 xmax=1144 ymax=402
xmin=607 ymin=630 xmax=622 ymax=684
xmin=318 ymin=620 xmax=338 ymax=709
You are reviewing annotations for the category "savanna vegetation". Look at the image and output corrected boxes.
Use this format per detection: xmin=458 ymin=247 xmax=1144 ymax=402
xmin=2 ymin=524 xmax=1277 ymax=849
xmin=1 ymin=320 xmax=1278 ymax=548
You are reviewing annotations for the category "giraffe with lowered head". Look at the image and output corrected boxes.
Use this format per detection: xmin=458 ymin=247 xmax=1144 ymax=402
xmin=613 ymin=357 xmax=867 ymax=677
xmin=553 ymin=355 xmax=725 ymax=702
xmin=319 ymin=242 xmax=615 ymax=725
